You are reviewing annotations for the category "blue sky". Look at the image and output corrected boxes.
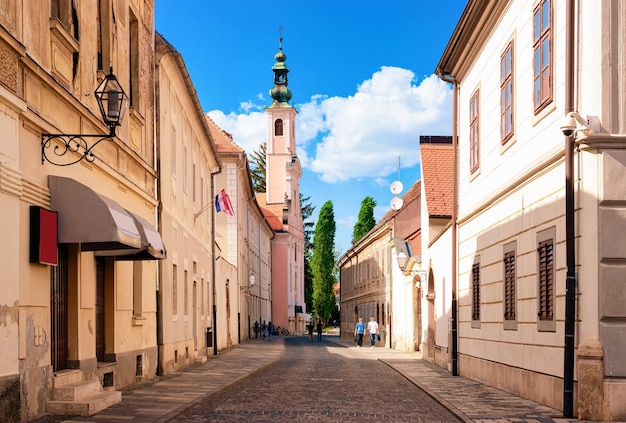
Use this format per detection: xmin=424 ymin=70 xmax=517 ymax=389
xmin=155 ymin=2 xmax=466 ymax=254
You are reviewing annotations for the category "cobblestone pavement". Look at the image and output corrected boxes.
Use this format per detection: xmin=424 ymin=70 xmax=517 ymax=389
xmin=30 ymin=333 xmax=616 ymax=423
xmin=172 ymin=335 xmax=460 ymax=422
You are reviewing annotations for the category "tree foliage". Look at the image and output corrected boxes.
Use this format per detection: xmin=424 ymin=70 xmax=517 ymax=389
xmin=352 ymin=196 xmax=377 ymax=243
xmin=300 ymin=193 xmax=316 ymax=314
xmin=248 ymin=142 xmax=267 ymax=193
xmin=311 ymin=201 xmax=337 ymax=323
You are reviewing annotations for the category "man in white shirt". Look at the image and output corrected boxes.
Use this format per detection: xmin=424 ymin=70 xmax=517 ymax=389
xmin=367 ymin=316 xmax=379 ymax=348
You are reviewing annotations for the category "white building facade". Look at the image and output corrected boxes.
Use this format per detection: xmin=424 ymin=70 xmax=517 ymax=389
xmin=437 ymin=0 xmax=626 ymax=420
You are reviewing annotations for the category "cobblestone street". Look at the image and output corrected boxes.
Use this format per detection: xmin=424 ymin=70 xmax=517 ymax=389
xmin=172 ymin=336 xmax=460 ymax=422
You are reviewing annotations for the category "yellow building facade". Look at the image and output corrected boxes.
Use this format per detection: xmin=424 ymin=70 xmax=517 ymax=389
xmin=0 ymin=1 xmax=162 ymax=420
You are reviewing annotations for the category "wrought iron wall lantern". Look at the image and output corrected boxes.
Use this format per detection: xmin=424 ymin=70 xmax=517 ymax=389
xmin=42 ymin=68 xmax=128 ymax=166
xmin=396 ymin=251 xmax=427 ymax=286
xmin=240 ymin=274 xmax=257 ymax=294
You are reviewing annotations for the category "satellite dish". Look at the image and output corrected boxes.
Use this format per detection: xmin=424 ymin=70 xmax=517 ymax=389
xmin=390 ymin=181 xmax=404 ymax=195
xmin=390 ymin=196 xmax=404 ymax=210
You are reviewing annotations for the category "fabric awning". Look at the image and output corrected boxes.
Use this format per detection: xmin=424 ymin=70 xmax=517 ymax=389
xmin=49 ymin=176 xmax=142 ymax=251
xmin=48 ymin=176 xmax=165 ymax=260
xmin=114 ymin=212 xmax=166 ymax=260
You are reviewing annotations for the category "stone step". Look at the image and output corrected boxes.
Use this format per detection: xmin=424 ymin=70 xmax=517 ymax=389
xmin=52 ymin=379 xmax=101 ymax=401
xmin=52 ymin=369 xmax=83 ymax=388
xmin=46 ymin=390 xmax=122 ymax=416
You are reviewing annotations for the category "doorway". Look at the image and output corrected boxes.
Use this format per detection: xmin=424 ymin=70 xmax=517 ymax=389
xmin=51 ymin=245 xmax=69 ymax=371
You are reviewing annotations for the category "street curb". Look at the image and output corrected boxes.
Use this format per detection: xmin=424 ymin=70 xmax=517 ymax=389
xmin=378 ymin=359 xmax=473 ymax=423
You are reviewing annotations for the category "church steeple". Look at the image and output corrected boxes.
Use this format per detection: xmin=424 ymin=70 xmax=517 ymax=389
xmin=269 ymin=34 xmax=292 ymax=107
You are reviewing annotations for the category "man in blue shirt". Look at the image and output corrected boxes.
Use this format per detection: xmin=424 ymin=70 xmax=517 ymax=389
xmin=354 ymin=317 xmax=366 ymax=348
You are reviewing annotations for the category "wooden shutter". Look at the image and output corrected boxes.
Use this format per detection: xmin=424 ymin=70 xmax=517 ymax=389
xmin=538 ymin=239 xmax=554 ymax=320
xmin=504 ymin=251 xmax=516 ymax=320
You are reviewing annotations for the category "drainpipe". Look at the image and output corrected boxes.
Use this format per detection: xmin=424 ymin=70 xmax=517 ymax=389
xmin=211 ymin=166 xmax=221 ymax=355
xmin=563 ymin=0 xmax=576 ymax=417
xmin=437 ymin=69 xmax=459 ymax=376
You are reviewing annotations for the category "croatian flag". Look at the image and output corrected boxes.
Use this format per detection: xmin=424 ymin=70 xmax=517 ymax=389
xmin=215 ymin=189 xmax=234 ymax=216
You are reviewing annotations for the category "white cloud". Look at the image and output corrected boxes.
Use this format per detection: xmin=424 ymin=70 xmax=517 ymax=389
xmin=207 ymin=67 xmax=452 ymax=183
xmin=206 ymin=109 xmax=266 ymax=154
xmin=308 ymin=68 xmax=452 ymax=183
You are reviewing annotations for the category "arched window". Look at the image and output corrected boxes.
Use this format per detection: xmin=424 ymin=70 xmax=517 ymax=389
xmin=274 ymin=119 xmax=284 ymax=136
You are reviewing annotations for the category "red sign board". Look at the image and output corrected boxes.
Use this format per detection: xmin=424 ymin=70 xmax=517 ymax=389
xmin=30 ymin=206 xmax=58 ymax=266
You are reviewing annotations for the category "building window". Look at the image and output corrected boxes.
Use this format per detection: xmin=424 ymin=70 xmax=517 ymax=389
xmin=184 ymin=270 xmax=189 ymax=316
xmin=469 ymin=89 xmax=480 ymax=173
xmin=500 ymin=41 xmax=514 ymax=144
xmin=51 ymin=0 xmax=78 ymax=39
xmin=132 ymin=262 xmax=143 ymax=318
xmin=183 ymin=146 xmax=188 ymax=192
xmin=274 ymin=119 xmax=283 ymax=136
xmin=192 ymin=163 xmax=197 ymax=203
xmin=172 ymin=264 xmax=178 ymax=316
xmin=97 ymin=0 xmax=111 ymax=72
xmin=537 ymin=228 xmax=556 ymax=331
xmin=533 ymin=0 xmax=552 ymax=113
xmin=471 ymin=261 xmax=481 ymax=327
xmin=503 ymin=242 xmax=517 ymax=330
xmin=129 ymin=9 xmax=139 ymax=108
xmin=171 ymin=127 xmax=177 ymax=177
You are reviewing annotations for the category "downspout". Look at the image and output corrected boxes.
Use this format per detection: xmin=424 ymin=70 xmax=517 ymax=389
xmin=437 ymin=70 xmax=459 ymax=376
xmin=563 ymin=0 xmax=576 ymax=417
xmin=154 ymin=37 xmax=164 ymax=377
xmin=211 ymin=166 xmax=221 ymax=355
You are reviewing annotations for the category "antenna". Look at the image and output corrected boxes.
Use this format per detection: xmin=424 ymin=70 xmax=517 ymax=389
xmin=390 ymin=156 xmax=404 ymax=210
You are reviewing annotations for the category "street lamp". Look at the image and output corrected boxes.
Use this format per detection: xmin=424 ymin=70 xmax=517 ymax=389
xmin=396 ymin=251 xmax=427 ymax=289
xmin=42 ymin=67 xmax=128 ymax=166
xmin=240 ymin=275 xmax=256 ymax=339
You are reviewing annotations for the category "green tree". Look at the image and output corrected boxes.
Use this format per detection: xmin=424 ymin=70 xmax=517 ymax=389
xmin=248 ymin=142 xmax=267 ymax=193
xmin=311 ymin=201 xmax=337 ymax=324
xmin=352 ymin=196 xmax=377 ymax=242
xmin=301 ymin=193 xmax=316 ymax=313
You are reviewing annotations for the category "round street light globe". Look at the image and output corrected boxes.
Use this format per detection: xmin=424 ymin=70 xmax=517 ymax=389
xmin=390 ymin=180 xmax=404 ymax=195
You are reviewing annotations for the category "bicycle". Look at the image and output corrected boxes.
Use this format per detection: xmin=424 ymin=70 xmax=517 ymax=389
xmin=273 ymin=326 xmax=289 ymax=336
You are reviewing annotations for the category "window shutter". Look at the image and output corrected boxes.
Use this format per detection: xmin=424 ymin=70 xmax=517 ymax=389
xmin=504 ymin=251 xmax=516 ymax=320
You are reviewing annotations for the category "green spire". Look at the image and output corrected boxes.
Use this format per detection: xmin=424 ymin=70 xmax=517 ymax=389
xmin=269 ymin=35 xmax=292 ymax=107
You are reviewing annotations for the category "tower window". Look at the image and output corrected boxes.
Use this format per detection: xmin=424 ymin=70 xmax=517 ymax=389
xmin=274 ymin=119 xmax=284 ymax=136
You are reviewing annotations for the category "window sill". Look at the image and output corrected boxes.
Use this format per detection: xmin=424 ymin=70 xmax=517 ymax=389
xmin=132 ymin=316 xmax=146 ymax=326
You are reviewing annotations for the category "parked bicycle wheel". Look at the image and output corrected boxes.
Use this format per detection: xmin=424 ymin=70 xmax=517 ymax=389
xmin=281 ymin=328 xmax=289 ymax=336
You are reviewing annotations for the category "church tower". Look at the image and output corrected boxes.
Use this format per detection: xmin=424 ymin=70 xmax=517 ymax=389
xmin=263 ymin=35 xmax=305 ymax=333
xmin=265 ymin=35 xmax=301 ymax=207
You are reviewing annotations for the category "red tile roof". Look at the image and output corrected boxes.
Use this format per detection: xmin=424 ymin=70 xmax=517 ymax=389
xmin=255 ymin=193 xmax=283 ymax=231
xmin=420 ymin=137 xmax=453 ymax=217
xmin=205 ymin=114 xmax=244 ymax=154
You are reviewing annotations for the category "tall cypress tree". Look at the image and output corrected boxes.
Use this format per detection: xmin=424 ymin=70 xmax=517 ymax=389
xmin=300 ymin=193 xmax=316 ymax=314
xmin=311 ymin=201 xmax=337 ymax=324
xmin=248 ymin=142 xmax=267 ymax=193
xmin=352 ymin=196 xmax=377 ymax=243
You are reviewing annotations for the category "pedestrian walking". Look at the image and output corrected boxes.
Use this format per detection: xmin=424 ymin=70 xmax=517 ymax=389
xmin=354 ymin=317 xmax=365 ymax=348
xmin=367 ymin=316 xmax=379 ymax=348
xmin=267 ymin=321 xmax=274 ymax=340
xmin=307 ymin=321 xmax=314 ymax=341
xmin=253 ymin=321 xmax=259 ymax=339
xmin=316 ymin=319 xmax=323 ymax=341
xmin=261 ymin=320 xmax=267 ymax=339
